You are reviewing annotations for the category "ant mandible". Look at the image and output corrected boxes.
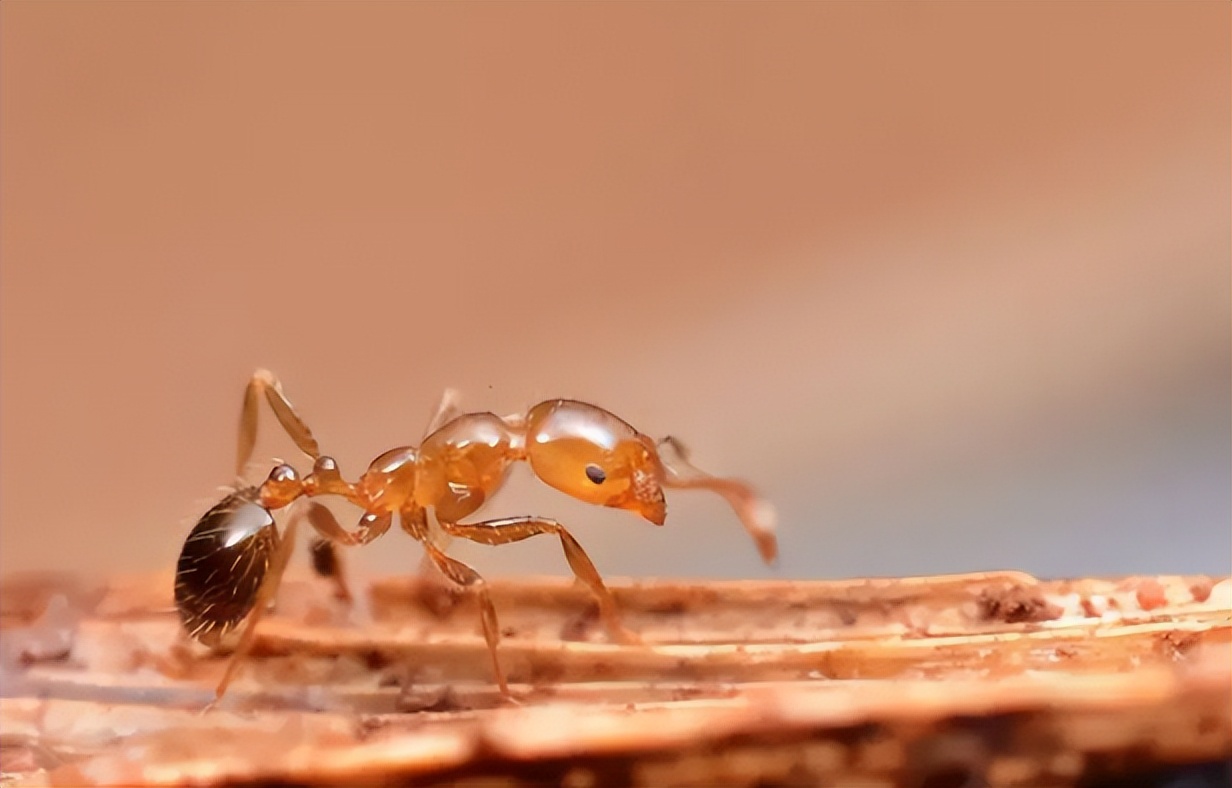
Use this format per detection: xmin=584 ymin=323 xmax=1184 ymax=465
xmin=174 ymin=369 xmax=778 ymax=703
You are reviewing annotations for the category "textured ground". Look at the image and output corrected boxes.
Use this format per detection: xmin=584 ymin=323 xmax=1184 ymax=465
xmin=1 ymin=570 xmax=1229 ymax=786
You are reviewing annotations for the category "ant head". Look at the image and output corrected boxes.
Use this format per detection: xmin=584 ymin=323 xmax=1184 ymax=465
xmin=525 ymin=400 xmax=667 ymax=525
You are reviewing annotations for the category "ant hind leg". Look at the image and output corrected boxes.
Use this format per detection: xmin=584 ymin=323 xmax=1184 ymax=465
xmin=207 ymin=508 xmax=302 ymax=709
xmin=237 ymin=369 xmax=322 ymax=478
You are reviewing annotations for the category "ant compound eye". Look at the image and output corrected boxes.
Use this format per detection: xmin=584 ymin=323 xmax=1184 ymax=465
xmin=585 ymin=464 xmax=607 ymax=485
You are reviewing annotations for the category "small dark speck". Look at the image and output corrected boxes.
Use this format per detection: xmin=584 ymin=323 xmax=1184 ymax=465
xmin=360 ymin=649 xmax=390 ymax=670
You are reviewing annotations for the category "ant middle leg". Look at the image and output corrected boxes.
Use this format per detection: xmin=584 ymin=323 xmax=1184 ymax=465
xmin=417 ymin=541 xmax=512 ymax=698
xmin=413 ymin=389 xmax=465 ymax=592
xmin=440 ymin=517 xmax=639 ymax=645
xmin=414 ymin=388 xmax=469 ymax=596
xmin=237 ymin=369 xmax=322 ymax=478
xmin=303 ymin=503 xmax=394 ymax=603
xmin=309 ymin=538 xmax=353 ymax=604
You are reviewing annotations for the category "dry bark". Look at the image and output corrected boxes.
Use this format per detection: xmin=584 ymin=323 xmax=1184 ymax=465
xmin=1 ymin=570 xmax=1229 ymax=787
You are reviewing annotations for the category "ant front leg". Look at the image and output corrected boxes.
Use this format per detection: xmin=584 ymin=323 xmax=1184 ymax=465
xmin=236 ymin=369 xmax=322 ymax=478
xmin=439 ymin=516 xmax=639 ymax=645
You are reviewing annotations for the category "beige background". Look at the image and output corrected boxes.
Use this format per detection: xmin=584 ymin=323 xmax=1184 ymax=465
xmin=2 ymin=3 xmax=1228 ymax=583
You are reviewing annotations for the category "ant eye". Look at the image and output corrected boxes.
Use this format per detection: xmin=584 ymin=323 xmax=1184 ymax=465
xmin=585 ymin=464 xmax=607 ymax=485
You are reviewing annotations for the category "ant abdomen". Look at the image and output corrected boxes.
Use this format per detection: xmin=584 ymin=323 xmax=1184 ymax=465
xmin=174 ymin=489 xmax=277 ymax=647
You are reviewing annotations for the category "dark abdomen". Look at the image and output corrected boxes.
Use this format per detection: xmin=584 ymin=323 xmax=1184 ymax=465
xmin=173 ymin=489 xmax=277 ymax=646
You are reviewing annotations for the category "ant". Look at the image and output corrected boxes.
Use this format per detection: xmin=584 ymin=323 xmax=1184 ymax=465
xmin=174 ymin=369 xmax=777 ymax=704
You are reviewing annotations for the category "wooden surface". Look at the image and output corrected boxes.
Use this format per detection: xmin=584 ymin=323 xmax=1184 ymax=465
xmin=1 ymin=570 xmax=1229 ymax=787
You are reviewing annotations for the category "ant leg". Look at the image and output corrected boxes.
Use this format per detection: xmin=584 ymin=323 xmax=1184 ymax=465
xmin=657 ymin=437 xmax=779 ymax=565
xmin=208 ymin=506 xmax=303 ymax=707
xmin=417 ymin=389 xmax=463 ymax=584
xmin=302 ymin=502 xmax=393 ymax=603
xmin=416 ymin=391 xmax=460 ymax=556
xmin=422 ymin=388 xmax=464 ymax=439
xmin=418 ymin=541 xmax=512 ymax=698
xmin=440 ymin=517 xmax=639 ymax=645
xmin=308 ymin=538 xmax=353 ymax=604
xmin=237 ymin=369 xmax=322 ymax=478
xmin=301 ymin=500 xmax=390 ymax=547
xmin=415 ymin=390 xmax=463 ymax=579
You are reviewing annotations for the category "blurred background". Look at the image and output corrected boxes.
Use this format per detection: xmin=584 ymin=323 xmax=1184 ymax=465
xmin=2 ymin=3 xmax=1228 ymax=584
